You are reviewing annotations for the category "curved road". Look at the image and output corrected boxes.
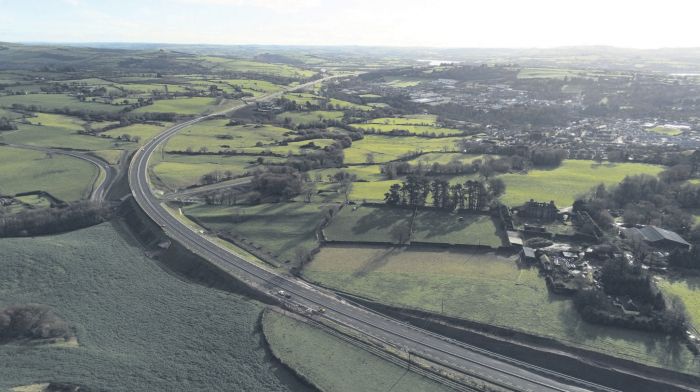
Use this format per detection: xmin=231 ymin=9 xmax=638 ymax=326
xmin=129 ymin=80 xmax=619 ymax=392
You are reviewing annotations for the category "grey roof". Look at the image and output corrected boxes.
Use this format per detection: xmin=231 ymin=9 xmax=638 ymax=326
xmin=522 ymin=247 xmax=536 ymax=258
xmin=628 ymin=226 xmax=691 ymax=247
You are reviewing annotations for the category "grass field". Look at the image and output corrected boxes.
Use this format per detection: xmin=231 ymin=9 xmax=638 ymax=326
xmin=0 ymin=93 xmax=124 ymax=113
xmin=344 ymin=135 xmax=460 ymax=164
xmin=91 ymin=149 xmax=124 ymax=165
xmin=323 ymin=205 xmax=413 ymax=243
xmin=185 ymin=202 xmax=326 ymax=264
xmin=658 ymin=276 xmax=700 ymax=330
xmin=101 ymin=122 xmax=172 ymax=144
xmin=412 ymin=211 xmax=503 ymax=247
xmin=199 ymin=57 xmax=316 ymax=79
xmin=133 ymin=97 xmax=219 ymax=115
xmin=164 ymin=119 xmax=291 ymax=153
xmin=1 ymin=113 xmax=123 ymax=150
xmin=407 ymin=152 xmax=489 ymax=165
xmin=221 ymin=79 xmax=285 ymax=96
xmin=499 ymin=160 xmax=665 ymax=207
xmin=303 ymin=246 xmax=698 ymax=374
xmin=351 ymin=121 xmax=465 ymax=136
xmin=0 ymin=145 xmax=97 ymax=201
xmin=263 ymin=310 xmax=451 ymax=392
xmin=0 ymin=223 xmax=305 ymax=392
xmin=646 ymin=126 xmax=684 ymax=136
xmin=283 ymin=93 xmax=372 ymax=111
xmin=276 ymin=110 xmax=344 ymax=126
xmin=150 ymin=154 xmax=261 ymax=190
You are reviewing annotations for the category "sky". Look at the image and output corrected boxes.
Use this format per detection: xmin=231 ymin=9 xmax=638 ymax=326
xmin=1 ymin=0 xmax=699 ymax=48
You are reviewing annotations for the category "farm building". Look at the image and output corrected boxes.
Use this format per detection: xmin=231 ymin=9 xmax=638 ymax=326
xmin=517 ymin=200 xmax=559 ymax=221
xmin=520 ymin=247 xmax=537 ymax=264
xmin=623 ymin=226 xmax=691 ymax=251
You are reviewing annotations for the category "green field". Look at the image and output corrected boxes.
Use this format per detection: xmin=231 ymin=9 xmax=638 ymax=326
xmin=0 ymin=93 xmax=124 ymax=113
xmin=283 ymin=93 xmax=372 ymax=111
xmin=185 ymin=202 xmax=326 ymax=265
xmin=0 ymin=145 xmax=97 ymax=201
xmin=304 ymin=246 xmax=698 ymax=374
xmin=407 ymin=152 xmax=489 ymax=165
xmin=1 ymin=113 xmax=123 ymax=150
xmin=412 ymin=211 xmax=503 ymax=247
xmin=344 ymin=135 xmax=460 ymax=164
xmin=658 ymin=276 xmax=700 ymax=330
xmin=646 ymin=126 xmax=684 ymax=136
xmin=0 ymin=223 xmax=305 ymax=392
xmin=199 ymin=57 xmax=316 ymax=79
xmin=101 ymin=122 xmax=172 ymax=144
xmin=351 ymin=123 xmax=465 ymax=136
xmin=165 ymin=119 xmax=291 ymax=153
xmin=133 ymin=97 xmax=220 ymax=115
xmin=263 ymin=310 xmax=450 ymax=392
xmin=499 ymin=160 xmax=665 ymax=207
xmin=276 ymin=110 xmax=344 ymax=126
xmin=221 ymin=79 xmax=285 ymax=96
xmin=150 ymin=154 xmax=262 ymax=190
xmin=323 ymin=205 xmax=413 ymax=243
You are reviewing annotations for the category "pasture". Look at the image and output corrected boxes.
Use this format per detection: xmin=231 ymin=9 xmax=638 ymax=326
xmin=133 ymin=97 xmax=219 ymax=115
xmin=499 ymin=160 xmax=665 ymax=207
xmin=102 ymin=122 xmax=172 ymax=144
xmin=263 ymin=310 xmax=450 ymax=392
xmin=164 ymin=120 xmax=291 ymax=153
xmin=185 ymin=202 xmax=326 ymax=265
xmin=0 ymin=223 xmax=302 ymax=392
xmin=412 ymin=211 xmax=503 ymax=247
xmin=2 ymin=121 xmax=120 ymax=151
xmin=198 ymin=57 xmax=316 ymax=79
xmin=275 ymin=110 xmax=344 ymax=125
xmin=304 ymin=246 xmax=698 ymax=374
xmin=323 ymin=205 xmax=413 ymax=243
xmin=0 ymin=93 xmax=124 ymax=113
xmin=351 ymin=123 xmax=465 ymax=136
xmin=0 ymin=145 xmax=97 ymax=201
xmin=150 ymin=154 xmax=260 ymax=190
xmin=343 ymin=135 xmax=460 ymax=164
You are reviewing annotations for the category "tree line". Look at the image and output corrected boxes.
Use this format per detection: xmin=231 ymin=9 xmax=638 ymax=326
xmin=0 ymin=201 xmax=112 ymax=237
xmin=384 ymin=175 xmax=505 ymax=211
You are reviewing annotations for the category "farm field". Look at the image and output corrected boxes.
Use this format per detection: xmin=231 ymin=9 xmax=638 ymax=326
xmin=164 ymin=120 xmax=291 ymax=153
xmin=276 ymin=110 xmax=344 ymax=126
xmin=646 ymin=125 xmax=684 ymax=136
xmin=263 ymin=310 xmax=451 ymax=392
xmin=2 ymin=123 xmax=121 ymax=151
xmin=0 ymin=223 xmax=304 ymax=392
xmin=344 ymin=135 xmax=460 ymax=164
xmin=133 ymin=97 xmax=219 ymax=115
xmin=323 ymin=205 xmax=412 ymax=243
xmin=351 ymin=122 xmax=465 ymax=136
xmin=365 ymin=115 xmax=438 ymax=125
xmin=101 ymin=122 xmax=172 ymax=144
xmin=498 ymin=160 xmax=665 ymax=207
xmin=0 ymin=145 xmax=97 ymax=201
xmin=198 ymin=57 xmax=316 ymax=78
xmin=658 ymin=276 xmax=700 ymax=330
xmin=0 ymin=93 xmax=125 ymax=113
xmin=283 ymin=93 xmax=372 ymax=111
xmin=303 ymin=246 xmax=698 ymax=374
xmin=412 ymin=211 xmax=503 ymax=247
xmin=222 ymin=79 xmax=285 ymax=96
xmin=407 ymin=152 xmax=490 ymax=165
xmin=150 ymin=154 xmax=260 ymax=190
xmin=185 ymin=202 xmax=326 ymax=264
xmin=91 ymin=149 xmax=124 ymax=165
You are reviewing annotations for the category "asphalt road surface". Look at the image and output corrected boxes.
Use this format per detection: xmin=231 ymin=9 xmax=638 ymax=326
xmin=129 ymin=79 xmax=620 ymax=392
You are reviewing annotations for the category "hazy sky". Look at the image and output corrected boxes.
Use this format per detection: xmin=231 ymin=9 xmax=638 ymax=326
xmin=1 ymin=0 xmax=698 ymax=48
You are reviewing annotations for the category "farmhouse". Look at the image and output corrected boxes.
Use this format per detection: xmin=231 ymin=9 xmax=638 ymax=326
xmin=623 ymin=226 xmax=691 ymax=251
xmin=517 ymin=200 xmax=559 ymax=221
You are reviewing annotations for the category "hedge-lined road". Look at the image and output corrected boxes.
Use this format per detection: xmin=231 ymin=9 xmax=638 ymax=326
xmin=129 ymin=77 xmax=616 ymax=392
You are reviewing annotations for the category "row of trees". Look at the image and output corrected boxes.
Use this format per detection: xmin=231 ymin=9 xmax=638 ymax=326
xmin=0 ymin=117 xmax=16 ymax=131
xmin=381 ymin=156 xmax=514 ymax=179
xmin=0 ymin=201 xmax=112 ymax=237
xmin=384 ymin=176 xmax=505 ymax=210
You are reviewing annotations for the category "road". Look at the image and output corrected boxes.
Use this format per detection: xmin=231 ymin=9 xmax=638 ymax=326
xmin=129 ymin=78 xmax=618 ymax=392
xmin=162 ymin=177 xmax=252 ymax=201
xmin=3 ymin=143 xmax=115 ymax=201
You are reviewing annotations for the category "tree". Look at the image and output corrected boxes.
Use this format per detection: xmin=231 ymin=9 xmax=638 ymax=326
xmin=384 ymin=184 xmax=401 ymax=205
xmin=365 ymin=152 xmax=375 ymax=164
